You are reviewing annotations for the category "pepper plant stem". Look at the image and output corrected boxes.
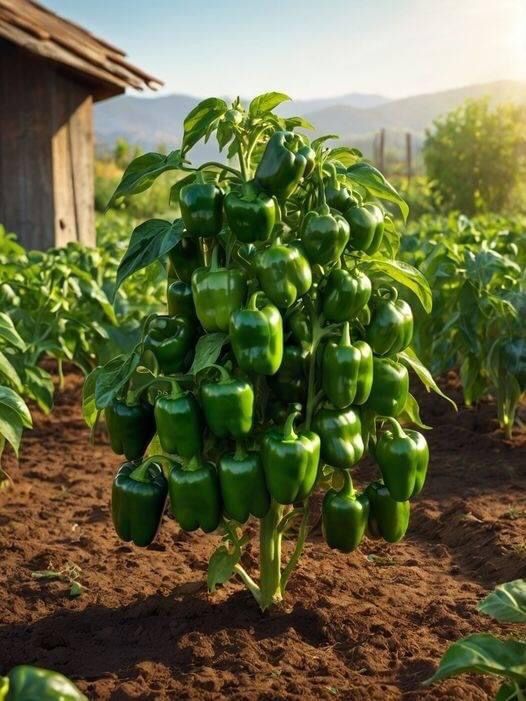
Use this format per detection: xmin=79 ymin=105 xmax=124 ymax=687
xmin=259 ymin=500 xmax=284 ymax=610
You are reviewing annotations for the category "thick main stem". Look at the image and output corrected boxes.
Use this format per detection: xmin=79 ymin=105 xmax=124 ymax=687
xmin=259 ymin=500 xmax=284 ymax=610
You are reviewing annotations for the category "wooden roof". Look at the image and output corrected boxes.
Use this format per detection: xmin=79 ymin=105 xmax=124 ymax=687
xmin=0 ymin=0 xmax=163 ymax=100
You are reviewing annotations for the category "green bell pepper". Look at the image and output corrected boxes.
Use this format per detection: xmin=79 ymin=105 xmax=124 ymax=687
xmin=366 ymin=288 xmax=414 ymax=356
xmin=168 ymin=236 xmax=202 ymax=283
xmin=324 ymin=163 xmax=355 ymax=213
xmin=167 ymin=280 xmax=195 ymax=319
xmin=200 ymin=365 xmax=254 ymax=438
xmin=0 ymin=666 xmax=87 ymax=701
xmin=254 ymin=238 xmax=312 ymax=309
xmin=287 ymin=302 xmax=312 ymax=345
xmin=105 ymin=398 xmax=155 ymax=461
xmin=218 ymin=444 xmax=270 ymax=523
xmin=322 ymin=323 xmax=373 ymax=408
xmin=366 ymin=481 xmax=410 ymax=543
xmin=365 ymin=357 xmax=409 ymax=417
xmin=344 ymin=203 xmax=385 ymax=254
xmin=224 ymin=181 xmax=277 ymax=243
xmin=255 ymin=131 xmax=314 ymax=200
xmin=322 ymin=471 xmax=369 ymax=553
xmin=301 ymin=204 xmax=350 ymax=265
xmin=169 ymin=456 xmax=221 ymax=533
xmin=262 ymin=411 xmax=320 ymax=504
xmin=376 ymin=418 xmax=429 ymax=500
xmin=269 ymin=344 xmax=309 ymax=403
xmin=112 ymin=458 xmax=168 ymax=547
xmin=179 ymin=174 xmax=223 ymax=237
xmin=322 ymin=267 xmax=372 ymax=323
xmin=143 ymin=315 xmax=193 ymax=374
xmin=230 ymin=291 xmax=283 ymax=375
xmin=312 ymin=405 xmax=364 ymax=470
xmin=154 ymin=380 xmax=203 ymax=458
xmin=191 ymin=246 xmax=247 ymax=332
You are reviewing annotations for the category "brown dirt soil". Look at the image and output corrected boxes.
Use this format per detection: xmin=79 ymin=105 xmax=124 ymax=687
xmin=1 ymin=369 xmax=525 ymax=700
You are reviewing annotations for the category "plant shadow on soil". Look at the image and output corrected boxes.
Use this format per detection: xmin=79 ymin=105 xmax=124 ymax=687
xmin=0 ymin=369 xmax=525 ymax=700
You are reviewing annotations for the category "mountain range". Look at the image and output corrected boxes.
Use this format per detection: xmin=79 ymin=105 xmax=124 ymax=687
xmin=94 ymin=80 xmax=526 ymax=161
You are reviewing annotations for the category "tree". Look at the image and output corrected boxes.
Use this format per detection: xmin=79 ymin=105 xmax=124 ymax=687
xmin=423 ymin=98 xmax=525 ymax=215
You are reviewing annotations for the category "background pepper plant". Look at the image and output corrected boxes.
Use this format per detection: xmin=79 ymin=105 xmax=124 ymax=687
xmin=84 ymin=92 xmax=452 ymax=611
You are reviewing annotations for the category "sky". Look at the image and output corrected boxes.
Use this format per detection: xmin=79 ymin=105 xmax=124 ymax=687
xmin=45 ymin=0 xmax=526 ymax=100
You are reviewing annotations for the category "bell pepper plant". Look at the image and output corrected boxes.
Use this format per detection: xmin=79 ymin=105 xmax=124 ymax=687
xmin=84 ymin=91 xmax=450 ymax=611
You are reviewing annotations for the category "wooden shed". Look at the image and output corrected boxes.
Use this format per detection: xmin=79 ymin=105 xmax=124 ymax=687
xmin=0 ymin=0 xmax=162 ymax=249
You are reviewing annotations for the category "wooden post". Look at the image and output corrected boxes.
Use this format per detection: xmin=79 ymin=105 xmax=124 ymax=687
xmin=378 ymin=128 xmax=385 ymax=174
xmin=406 ymin=132 xmax=412 ymax=188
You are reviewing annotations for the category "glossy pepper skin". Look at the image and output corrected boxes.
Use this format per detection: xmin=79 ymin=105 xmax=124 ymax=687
xmin=288 ymin=302 xmax=312 ymax=345
xmin=324 ymin=164 xmax=355 ymax=213
xmin=230 ymin=291 xmax=283 ymax=375
xmin=269 ymin=344 xmax=309 ymax=403
xmin=255 ymin=239 xmax=312 ymax=309
xmin=105 ymin=399 xmax=155 ymax=461
xmin=167 ymin=280 xmax=195 ymax=319
xmin=376 ymin=419 xmax=429 ymax=501
xmin=224 ymin=181 xmax=277 ymax=243
xmin=345 ymin=203 xmax=385 ymax=254
xmin=301 ymin=204 xmax=350 ymax=265
xmin=218 ymin=447 xmax=270 ymax=523
xmin=179 ymin=178 xmax=223 ymax=237
xmin=200 ymin=365 xmax=254 ymax=439
xmin=112 ymin=459 xmax=168 ymax=547
xmin=366 ymin=481 xmax=410 ymax=543
xmin=322 ymin=471 xmax=369 ymax=553
xmin=168 ymin=237 xmax=202 ymax=283
xmin=322 ymin=323 xmax=373 ymax=408
xmin=366 ymin=288 xmax=414 ymax=356
xmin=143 ymin=315 xmax=193 ymax=374
xmin=322 ymin=268 xmax=372 ymax=323
xmin=312 ymin=406 xmax=364 ymax=470
xmin=255 ymin=131 xmax=313 ymax=200
xmin=191 ymin=246 xmax=247 ymax=332
xmin=1 ymin=666 xmax=87 ymax=701
xmin=262 ymin=411 xmax=320 ymax=504
xmin=169 ymin=457 xmax=221 ymax=533
xmin=154 ymin=384 xmax=203 ymax=458
xmin=365 ymin=357 xmax=409 ymax=417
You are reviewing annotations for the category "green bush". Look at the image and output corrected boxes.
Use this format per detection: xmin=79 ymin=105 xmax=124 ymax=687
xmin=423 ymin=99 xmax=526 ymax=215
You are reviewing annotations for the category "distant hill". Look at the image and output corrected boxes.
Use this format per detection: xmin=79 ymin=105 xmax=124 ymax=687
xmin=94 ymin=80 xmax=526 ymax=161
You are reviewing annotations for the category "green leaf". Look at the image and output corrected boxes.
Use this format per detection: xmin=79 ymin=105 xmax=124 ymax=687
xmin=328 ymin=147 xmax=361 ymax=168
xmin=312 ymin=135 xmax=340 ymax=149
xmin=207 ymin=545 xmax=240 ymax=593
xmin=496 ymin=681 xmax=521 ymax=701
xmin=284 ymin=116 xmax=314 ymax=130
xmin=182 ymin=98 xmax=228 ymax=154
xmin=190 ymin=333 xmax=227 ymax=375
xmin=478 ymin=580 xmax=526 ymax=623
xmin=424 ymin=634 xmax=526 ymax=685
xmin=82 ymin=367 xmax=101 ymax=428
xmin=398 ymin=392 xmax=431 ymax=430
xmin=94 ymin=350 xmax=141 ymax=409
xmin=346 ymin=162 xmax=409 ymax=221
xmin=0 ymin=350 xmax=23 ymax=392
xmin=107 ymin=150 xmax=183 ymax=208
xmin=0 ymin=312 xmax=26 ymax=351
xmin=115 ymin=219 xmax=185 ymax=295
xmin=249 ymin=92 xmax=290 ymax=118
xmin=398 ymin=348 xmax=457 ymax=409
xmin=365 ymin=258 xmax=432 ymax=313
xmin=0 ymin=386 xmax=32 ymax=457
xmin=496 ymin=372 xmax=522 ymax=437
xmin=24 ymin=366 xmax=54 ymax=414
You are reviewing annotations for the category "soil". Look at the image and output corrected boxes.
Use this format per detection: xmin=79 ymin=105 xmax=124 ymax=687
xmin=0 ymin=368 xmax=525 ymax=700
